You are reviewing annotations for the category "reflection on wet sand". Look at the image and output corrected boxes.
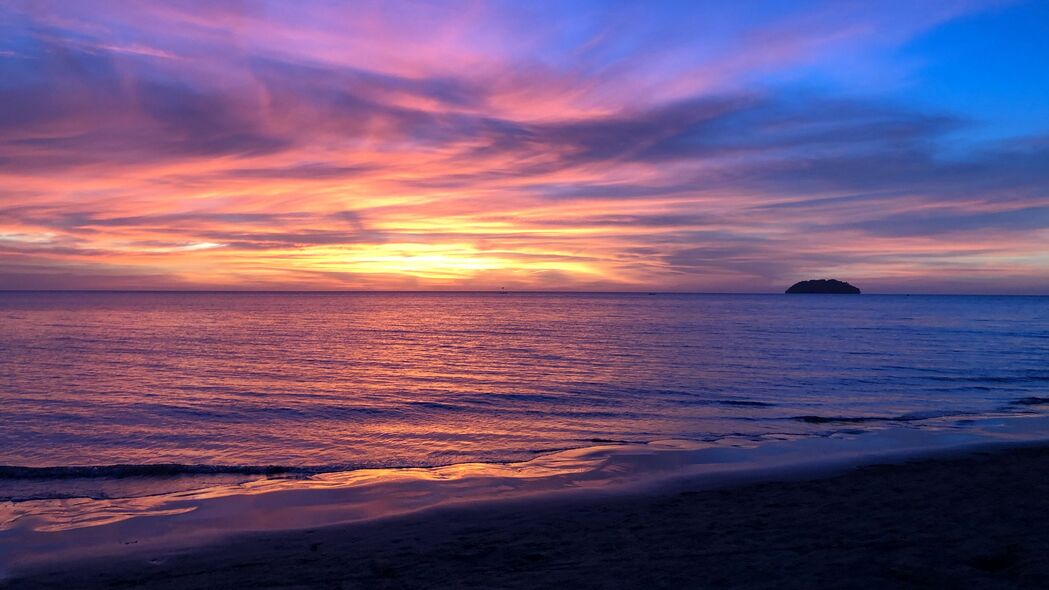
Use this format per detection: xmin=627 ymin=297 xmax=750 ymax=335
xmin=4 ymin=415 xmax=1048 ymax=576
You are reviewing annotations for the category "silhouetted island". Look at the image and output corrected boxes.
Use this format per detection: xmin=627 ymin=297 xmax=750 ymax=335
xmin=785 ymin=279 xmax=861 ymax=294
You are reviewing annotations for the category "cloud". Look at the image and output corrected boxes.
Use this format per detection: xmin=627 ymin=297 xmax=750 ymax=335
xmin=0 ymin=0 xmax=1045 ymax=292
xmin=842 ymin=206 xmax=1049 ymax=237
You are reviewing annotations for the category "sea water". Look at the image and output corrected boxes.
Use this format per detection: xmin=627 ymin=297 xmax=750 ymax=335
xmin=2 ymin=292 xmax=1047 ymax=502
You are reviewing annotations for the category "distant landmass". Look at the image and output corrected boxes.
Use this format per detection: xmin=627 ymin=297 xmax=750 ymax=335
xmin=785 ymin=279 xmax=861 ymax=294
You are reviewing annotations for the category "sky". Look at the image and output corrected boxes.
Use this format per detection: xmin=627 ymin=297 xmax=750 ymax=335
xmin=1 ymin=0 xmax=1047 ymax=293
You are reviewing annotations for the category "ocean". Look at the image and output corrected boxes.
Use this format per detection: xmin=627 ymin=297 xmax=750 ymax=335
xmin=2 ymin=292 xmax=1048 ymax=502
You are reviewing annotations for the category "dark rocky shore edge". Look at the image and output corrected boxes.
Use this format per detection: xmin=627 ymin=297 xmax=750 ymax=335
xmin=5 ymin=443 xmax=1048 ymax=589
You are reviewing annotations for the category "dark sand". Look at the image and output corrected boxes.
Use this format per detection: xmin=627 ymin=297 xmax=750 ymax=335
xmin=5 ymin=445 xmax=1049 ymax=589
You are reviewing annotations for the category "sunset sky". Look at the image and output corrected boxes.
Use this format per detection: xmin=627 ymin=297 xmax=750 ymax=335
xmin=1 ymin=0 xmax=1047 ymax=292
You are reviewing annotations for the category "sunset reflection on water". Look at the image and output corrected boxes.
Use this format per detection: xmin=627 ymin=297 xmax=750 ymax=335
xmin=2 ymin=292 xmax=1047 ymax=477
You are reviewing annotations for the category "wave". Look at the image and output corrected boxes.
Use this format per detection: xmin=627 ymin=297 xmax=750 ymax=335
xmin=1011 ymin=397 xmax=1049 ymax=406
xmin=6 ymin=400 xmax=1040 ymax=482
xmin=791 ymin=411 xmax=958 ymax=425
xmin=716 ymin=399 xmax=776 ymax=407
xmin=0 ymin=463 xmax=324 ymax=480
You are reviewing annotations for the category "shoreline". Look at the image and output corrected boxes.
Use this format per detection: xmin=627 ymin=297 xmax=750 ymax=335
xmin=5 ymin=441 xmax=1049 ymax=588
xmin=3 ymin=415 xmax=1049 ymax=586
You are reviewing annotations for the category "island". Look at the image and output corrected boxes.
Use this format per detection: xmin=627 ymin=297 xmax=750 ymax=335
xmin=785 ymin=279 xmax=861 ymax=294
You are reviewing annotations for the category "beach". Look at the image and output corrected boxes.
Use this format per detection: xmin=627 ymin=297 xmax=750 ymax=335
xmin=5 ymin=443 xmax=1048 ymax=589
xmin=3 ymin=293 xmax=1048 ymax=588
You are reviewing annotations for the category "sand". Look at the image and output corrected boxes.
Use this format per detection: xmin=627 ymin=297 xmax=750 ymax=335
xmin=4 ymin=444 xmax=1048 ymax=589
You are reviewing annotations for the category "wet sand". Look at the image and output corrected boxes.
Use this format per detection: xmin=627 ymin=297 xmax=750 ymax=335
xmin=5 ymin=444 xmax=1048 ymax=589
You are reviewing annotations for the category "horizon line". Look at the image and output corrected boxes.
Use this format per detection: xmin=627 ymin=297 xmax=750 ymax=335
xmin=0 ymin=289 xmax=1046 ymax=297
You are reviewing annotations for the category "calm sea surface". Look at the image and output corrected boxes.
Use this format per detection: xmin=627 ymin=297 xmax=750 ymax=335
xmin=2 ymin=292 xmax=1047 ymax=497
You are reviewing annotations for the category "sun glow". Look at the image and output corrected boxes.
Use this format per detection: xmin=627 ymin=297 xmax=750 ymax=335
xmin=284 ymin=243 xmax=606 ymax=283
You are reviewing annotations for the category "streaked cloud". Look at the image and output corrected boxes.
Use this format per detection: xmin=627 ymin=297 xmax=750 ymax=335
xmin=0 ymin=0 xmax=1046 ymax=292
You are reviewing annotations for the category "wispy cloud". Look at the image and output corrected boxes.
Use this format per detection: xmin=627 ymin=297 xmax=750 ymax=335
xmin=0 ymin=0 xmax=1045 ymax=292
